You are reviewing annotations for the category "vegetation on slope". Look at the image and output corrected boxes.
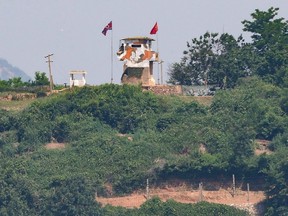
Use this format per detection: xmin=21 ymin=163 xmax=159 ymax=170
xmin=0 ymin=6 xmax=288 ymax=216
xmin=0 ymin=78 xmax=287 ymax=214
xmin=103 ymin=198 xmax=249 ymax=216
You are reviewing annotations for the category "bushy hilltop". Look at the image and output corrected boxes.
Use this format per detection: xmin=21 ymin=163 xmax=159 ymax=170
xmin=0 ymin=78 xmax=287 ymax=215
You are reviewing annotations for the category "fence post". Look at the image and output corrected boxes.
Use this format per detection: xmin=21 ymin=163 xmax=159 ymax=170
xmin=146 ymin=178 xmax=150 ymax=199
xmin=232 ymin=174 xmax=236 ymax=197
xmin=199 ymin=182 xmax=203 ymax=202
xmin=247 ymin=183 xmax=250 ymax=202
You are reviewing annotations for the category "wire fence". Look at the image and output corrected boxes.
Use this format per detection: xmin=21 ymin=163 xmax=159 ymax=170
xmin=182 ymin=85 xmax=215 ymax=96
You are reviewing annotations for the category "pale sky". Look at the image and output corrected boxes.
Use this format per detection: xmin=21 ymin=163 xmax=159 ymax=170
xmin=0 ymin=0 xmax=287 ymax=85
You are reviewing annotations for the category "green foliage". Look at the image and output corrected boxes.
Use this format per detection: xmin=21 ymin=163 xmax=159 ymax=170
xmin=169 ymin=7 xmax=288 ymax=88
xmin=280 ymin=89 xmax=288 ymax=114
xmin=41 ymin=176 xmax=101 ymax=216
xmin=211 ymin=77 xmax=286 ymax=140
xmin=263 ymin=148 xmax=288 ymax=215
xmin=19 ymin=84 xmax=161 ymax=135
xmin=33 ymin=71 xmax=49 ymax=86
xmin=0 ymin=77 xmax=31 ymax=92
xmin=156 ymin=101 xmax=207 ymax=132
xmin=0 ymin=80 xmax=286 ymax=214
xmin=209 ymin=35 xmax=256 ymax=88
xmin=161 ymin=152 xmax=228 ymax=179
xmin=1 ymin=7 xmax=288 ymax=215
xmin=52 ymin=115 xmax=71 ymax=142
xmin=102 ymin=205 xmax=136 ymax=216
xmin=168 ymin=32 xmax=252 ymax=88
xmin=0 ymin=110 xmax=16 ymax=132
xmin=36 ymin=91 xmax=47 ymax=98
xmin=81 ymin=84 xmax=160 ymax=133
xmin=137 ymin=197 xmax=248 ymax=216
xmin=242 ymin=7 xmax=288 ymax=87
xmin=0 ymin=79 xmax=10 ymax=91
xmin=269 ymin=132 xmax=288 ymax=151
xmin=7 ymin=77 xmax=25 ymax=88
xmin=0 ymin=71 xmax=50 ymax=93
xmin=0 ymin=159 xmax=40 ymax=216
xmin=102 ymin=197 xmax=248 ymax=215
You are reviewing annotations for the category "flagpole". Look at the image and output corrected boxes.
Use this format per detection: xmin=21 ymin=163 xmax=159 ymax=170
xmin=150 ymin=22 xmax=159 ymax=85
xmin=111 ymin=27 xmax=113 ymax=84
xmin=102 ymin=21 xmax=113 ymax=83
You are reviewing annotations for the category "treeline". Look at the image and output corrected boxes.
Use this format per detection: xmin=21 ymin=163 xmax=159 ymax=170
xmin=0 ymin=71 xmax=50 ymax=92
xmin=169 ymin=7 xmax=288 ymax=89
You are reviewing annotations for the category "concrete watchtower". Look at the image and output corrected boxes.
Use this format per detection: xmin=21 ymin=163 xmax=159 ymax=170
xmin=69 ymin=70 xmax=87 ymax=88
xmin=116 ymin=37 xmax=158 ymax=86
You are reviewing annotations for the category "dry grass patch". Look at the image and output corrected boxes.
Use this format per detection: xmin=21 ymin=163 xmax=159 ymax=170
xmin=255 ymin=139 xmax=273 ymax=155
xmin=45 ymin=142 xmax=66 ymax=150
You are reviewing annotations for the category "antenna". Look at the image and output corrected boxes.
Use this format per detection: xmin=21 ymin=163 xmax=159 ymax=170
xmin=159 ymin=60 xmax=164 ymax=84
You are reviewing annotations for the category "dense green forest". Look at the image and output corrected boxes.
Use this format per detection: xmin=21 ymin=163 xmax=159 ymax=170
xmin=0 ymin=7 xmax=288 ymax=216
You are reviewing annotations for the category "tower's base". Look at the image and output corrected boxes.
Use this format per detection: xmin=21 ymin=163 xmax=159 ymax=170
xmin=121 ymin=67 xmax=155 ymax=86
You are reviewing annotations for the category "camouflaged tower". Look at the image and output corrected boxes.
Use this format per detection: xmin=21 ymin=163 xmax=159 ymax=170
xmin=116 ymin=37 xmax=158 ymax=86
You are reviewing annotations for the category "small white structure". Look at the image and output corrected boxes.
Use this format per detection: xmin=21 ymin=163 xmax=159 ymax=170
xmin=69 ymin=70 xmax=87 ymax=88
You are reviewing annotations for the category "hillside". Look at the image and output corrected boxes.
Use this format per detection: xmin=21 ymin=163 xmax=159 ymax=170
xmin=0 ymin=80 xmax=287 ymax=215
xmin=0 ymin=58 xmax=30 ymax=81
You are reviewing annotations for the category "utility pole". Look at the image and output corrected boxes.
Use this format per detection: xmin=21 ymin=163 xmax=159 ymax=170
xmin=45 ymin=54 xmax=54 ymax=94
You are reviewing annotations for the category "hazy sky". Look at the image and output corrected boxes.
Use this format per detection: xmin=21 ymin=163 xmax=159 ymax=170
xmin=0 ymin=0 xmax=287 ymax=85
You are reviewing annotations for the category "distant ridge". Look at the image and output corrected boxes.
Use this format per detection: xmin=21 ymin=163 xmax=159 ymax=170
xmin=0 ymin=58 xmax=31 ymax=81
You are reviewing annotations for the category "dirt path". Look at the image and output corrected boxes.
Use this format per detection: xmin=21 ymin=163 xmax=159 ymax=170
xmin=97 ymin=187 xmax=265 ymax=215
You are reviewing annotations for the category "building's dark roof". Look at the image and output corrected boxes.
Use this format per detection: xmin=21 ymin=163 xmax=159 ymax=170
xmin=121 ymin=36 xmax=155 ymax=41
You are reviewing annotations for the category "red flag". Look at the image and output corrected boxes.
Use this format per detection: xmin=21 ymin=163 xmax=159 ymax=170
xmin=150 ymin=22 xmax=158 ymax=35
xmin=102 ymin=21 xmax=112 ymax=36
